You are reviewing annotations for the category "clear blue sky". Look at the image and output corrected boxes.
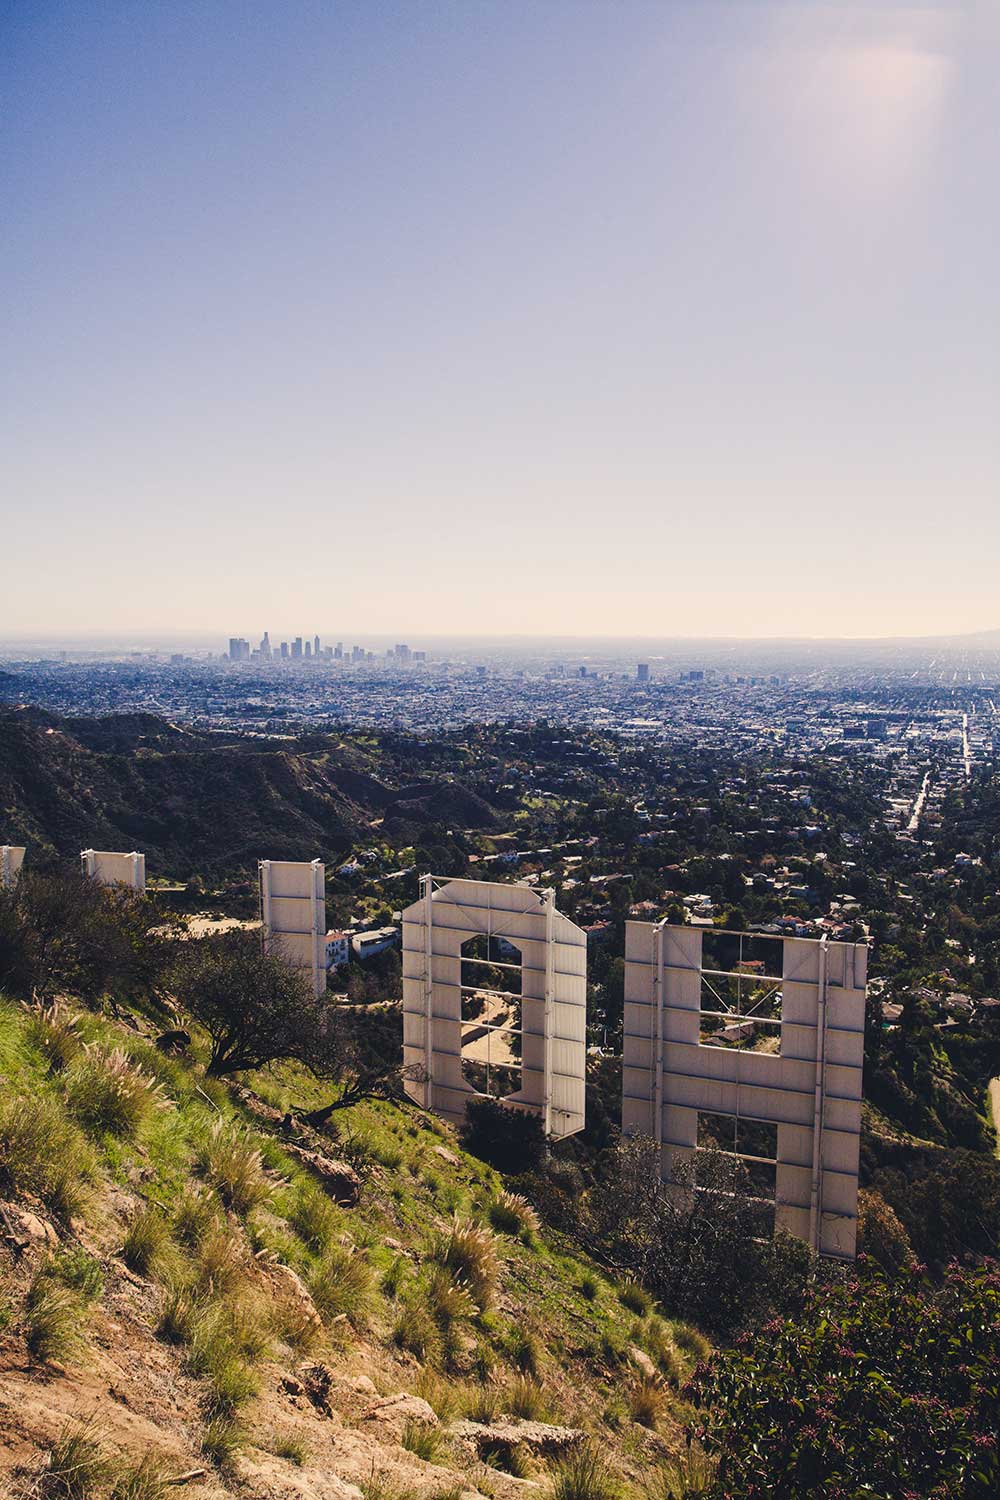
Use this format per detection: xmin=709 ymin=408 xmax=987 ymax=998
xmin=3 ymin=1 xmax=997 ymax=640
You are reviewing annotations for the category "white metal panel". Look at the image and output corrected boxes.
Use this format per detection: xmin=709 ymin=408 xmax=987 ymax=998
xmin=402 ymin=875 xmax=587 ymax=1138
xmin=623 ymin=920 xmax=866 ymax=1260
xmin=259 ymin=858 xmax=326 ymax=999
xmin=81 ymin=850 xmax=145 ymax=890
xmin=1 ymin=846 xmax=26 ymax=889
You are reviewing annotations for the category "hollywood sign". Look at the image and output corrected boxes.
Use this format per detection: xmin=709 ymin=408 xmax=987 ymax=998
xmin=3 ymin=839 xmax=868 ymax=1257
xmin=401 ymin=879 xmax=866 ymax=1259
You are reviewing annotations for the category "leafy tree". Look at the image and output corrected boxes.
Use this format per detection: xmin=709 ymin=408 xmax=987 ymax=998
xmin=460 ymin=1097 xmax=547 ymax=1174
xmin=0 ymin=871 xmax=172 ymax=1007
xmin=537 ymin=1134 xmax=812 ymax=1337
xmin=691 ymin=1260 xmax=1000 ymax=1500
xmin=173 ymin=931 xmax=321 ymax=1075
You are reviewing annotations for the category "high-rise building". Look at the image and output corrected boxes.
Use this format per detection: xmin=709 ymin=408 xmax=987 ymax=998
xmin=260 ymin=632 xmax=271 ymax=661
xmin=334 ymin=642 xmax=343 ymax=660
xmin=314 ymin=635 xmax=320 ymax=658
xmin=292 ymin=637 xmax=303 ymax=659
xmin=228 ymin=637 xmax=250 ymax=662
xmin=637 ymin=663 xmax=649 ymax=683
xmin=304 ymin=640 xmax=312 ymax=658
xmin=280 ymin=641 xmax=289 ymax=659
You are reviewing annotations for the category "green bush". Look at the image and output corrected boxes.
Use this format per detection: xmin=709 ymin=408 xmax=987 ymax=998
xmin=691 ymin=1260 xmax=1000 ymax=1499
xmin=459 ymin=1097 xmax=546 ymax=1173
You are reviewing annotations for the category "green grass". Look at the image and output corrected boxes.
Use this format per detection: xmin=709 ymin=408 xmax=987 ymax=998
xmin=25 ymin=1276 xmax=86 ymax=1364
xmin=65 ymin=1047 xmax=164 ymax=1139
xmin=122 ymin=1205 xmax=170 ymax=1277
xmin=401 ymin=1417 xmax=445 ymax=1462
xmin=0 ymin=1090 xmax=93 ymax=1220
xmin=195 ymin=1118 xmax=274 ymax=1215
xmin=41 ymin=1422 xmax=111 ymax=1499
xmin=308 ymin=1242 xmax=378 ymax=1331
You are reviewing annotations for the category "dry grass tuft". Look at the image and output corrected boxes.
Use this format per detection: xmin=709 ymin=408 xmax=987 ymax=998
xmin=65 ymin=1047 xmax=166 ymax=1139
xmin=308 ymin=1241 xmax=377 ymax=1331
xmin=629 ymin=1374 xmax=669 ymax=1429
xmin=487 ymin=1190 xmax=539 ymax=1241
xmin=195 ymin=1119 xmax=273 ymax=1216
xmin=0 ymin=1092 xmax=92 ymax=1221
xmin=436 ymin=1217 xmax=498 ymax=1313
xmin=25 ymin=1277 xmax=85 ymax=1365
xmin=25 ymin=999 xmax=82 ymax=1074
xmin=122 ymin=1205 xmax=170 ymax=1277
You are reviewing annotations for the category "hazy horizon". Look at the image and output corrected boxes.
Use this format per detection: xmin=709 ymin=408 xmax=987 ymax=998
xmin=4 ymin=2 xmax=998 ymax=638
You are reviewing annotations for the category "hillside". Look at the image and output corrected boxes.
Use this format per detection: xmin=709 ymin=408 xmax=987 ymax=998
xmin=0 ymin=995 xmax=702 ymax=1498
xmin=0 ymin=709 xmax=496 ymax=877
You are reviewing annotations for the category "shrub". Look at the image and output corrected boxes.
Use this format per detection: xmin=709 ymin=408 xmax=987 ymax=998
xmin=195 ymin=1119 xmax=273 ymax=1216
xmin=459 ymin=1097 xmax=546 ymax=1173
xmin=122 ymin=1205 xmax=169 ymax=1277
xmin=401 ymin=1418 xmax=444 ymax=1461
xmin=437 ymin=1217 xmax=498 ymax=1313
xmin=0 ymin=1092 xmax=92 ymax=1220
xmin=174 ymin=930 xmax=322 ymax=1075
xmin=25 ymin=1278 xmax=85 ymax=1364
xmin=308 ymin=1242 xmax=377 ymax=1330
xmin=40 ymin=1421 xmax=110 ymax=1498
xmin=691 ymin=1260 xmax=1000 ymax=1499
xmin=65 ymin=1047 xmax=165 ymax=1139
xmin=488 ymin=1190 xmax=540 ymax=1241
xmin=550 ymin=1444 xmax=621 ymax=1500
xmin=579 ymin=1273 xmax=599 ymax=1302
xmin=857 ymin=1187 xmax=917 ymax=1274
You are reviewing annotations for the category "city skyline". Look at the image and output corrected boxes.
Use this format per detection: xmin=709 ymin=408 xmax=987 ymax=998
xmin=4 ymin=1 xmax=998 ymax=639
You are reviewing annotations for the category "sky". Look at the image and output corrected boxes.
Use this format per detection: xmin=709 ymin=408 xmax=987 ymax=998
xmin=2 ymin=0 xmax=998 ymax=642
